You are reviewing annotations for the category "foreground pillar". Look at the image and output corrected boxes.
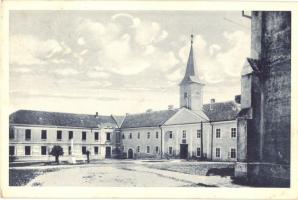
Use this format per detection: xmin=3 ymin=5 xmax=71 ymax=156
xmin=235 ymin=11 xmax=291 ymax=187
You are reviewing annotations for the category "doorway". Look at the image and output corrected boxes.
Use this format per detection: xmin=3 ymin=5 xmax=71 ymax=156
xmin=180 ymin=144 xmax=188 ymax=159
xmin=128 ymin=149 xmax=134 ymax=159
xmin=105 ymin=146 xmax=111 ymax=158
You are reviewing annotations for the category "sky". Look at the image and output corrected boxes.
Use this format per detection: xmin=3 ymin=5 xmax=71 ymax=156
xmin=9 ymin=11 xmax=251 ymax=115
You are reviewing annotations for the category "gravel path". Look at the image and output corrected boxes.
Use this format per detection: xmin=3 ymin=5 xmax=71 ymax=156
xmin=25 ymin=162 xmax=247 ymax=187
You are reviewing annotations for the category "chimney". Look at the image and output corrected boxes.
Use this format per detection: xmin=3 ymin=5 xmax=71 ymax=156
xmin=95 ymin=112 xmax=98 ymax=118
xmin=210 ymin=99 xmax=215 ymax=110
xmin=168 ymin=105 xmax=174 ymax=110
xmin=235 ymin=95 xmax=241 ymax=104
xmin=146 ymin=109 xmax=153 ymax=113
xmin=126 ymin=113 xmax=129 ymax=116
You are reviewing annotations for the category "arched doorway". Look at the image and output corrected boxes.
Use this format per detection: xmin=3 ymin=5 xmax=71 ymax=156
xmin=128 ymin=149 xmax=133 ymax=159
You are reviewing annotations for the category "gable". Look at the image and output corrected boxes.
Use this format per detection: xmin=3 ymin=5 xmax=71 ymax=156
xmin=163 ymin=108 xmax=209 ymax=126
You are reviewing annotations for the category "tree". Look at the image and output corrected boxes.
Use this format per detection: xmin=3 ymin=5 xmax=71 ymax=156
xmin=50 ymin=145 xmax=64 ymax=164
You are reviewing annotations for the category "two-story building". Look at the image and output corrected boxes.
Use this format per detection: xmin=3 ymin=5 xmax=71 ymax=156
xmin=9 ymin=35 xmax=240 ymax=162
xmin=9 ymin=110 xmax=119 ymax=161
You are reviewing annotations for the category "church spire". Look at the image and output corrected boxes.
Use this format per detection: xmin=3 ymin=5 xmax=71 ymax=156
xmin=179 ymin=34 xmax=202 ymax=85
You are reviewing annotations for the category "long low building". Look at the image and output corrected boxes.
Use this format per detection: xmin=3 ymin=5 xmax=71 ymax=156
xmin=9 ymin=110 xmax=120 ymax=161
xmin=9 ymin=35 xmax=240 ymax=162
xmin=9 ymin=101 xmax=239 ymax=162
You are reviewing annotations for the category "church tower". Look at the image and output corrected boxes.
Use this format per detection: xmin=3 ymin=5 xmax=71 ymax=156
xmin=179 ymin=34 xmax=204 ymax=111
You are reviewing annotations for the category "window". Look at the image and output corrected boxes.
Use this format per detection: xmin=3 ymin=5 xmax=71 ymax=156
xmin=94 ymin=146 xmax=99 ymax=155
xmin=68 ymin=146 xmax=72 ymax=155
xmin=137 ymin=132 xmax=140 ymax=139
xmin=147 ymin=132 xmax=150 ymax=139
xmin=168 ymin=147 xmax=173 ymax=155
xmin=57 ymin=130 xmax=62 ymax=140
xmin=82 ymin=131 xmax=87 ymax=140
xmin=137 ymin=146 xmax=140 ymax=153
xmin=122 ymin=134 xmax=125 ymax=139
xmin=216 ymin=148 xmax=221 ymax=158
xmin=41 ymin=146 xmax=47 ymax=155
xmin=25 ymin=146 xmax=31 ymax=155
xmin=231 ymin=128 xmax=237 ymax=138
xmin=9 ymin=146 xmax=15 ymax=156
xmin=106 ymin=132 xmax=111 ymax=141
xmin=216 ymin=129 xmax=221 ymax=138
xmin=94 ymin=132 xmax=99 ymax=141
xmin=184 ymin=92 xmax=187 ymax=98
xmin=82 ymin=146 xmax=87 ymax=155
xmin=9 ymin=129 xmax=14 ymax=140
xmin=182 ymin=130 xmax=186 ymax=138
xmin=197 ymin=130 xmax=201 ymax=138
xmin=146 ymin=146 xmax=150 ymax=153
xmin=129 ymin=133 xmax=132 ymax=139
xmin=69 ymin=131 xmax=73 ymax=140
xmin=156 ymin=131 xmax=159 ymax=139
xmin=231 ymin=148 xmax=236 ymax=158
xmin=197 ymin=147 xmax=201 ymax=157
xmin=155 ymin=146 xmax=159 ymax=153
xmin=25 ymin=129 xmax=31 ymax=141
xmin=41 ymin=130 xmax=47 ymax=140
xmin=169 ymin=131 xmax=173 ymax=139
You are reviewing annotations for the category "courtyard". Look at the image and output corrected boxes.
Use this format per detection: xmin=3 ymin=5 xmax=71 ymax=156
xmin=9 ymin=160 xmax=248 ymax=187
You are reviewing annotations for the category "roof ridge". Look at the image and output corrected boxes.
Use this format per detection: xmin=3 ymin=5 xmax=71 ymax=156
xmin=125 ymin=108 xmax=179 ymax=116
xmin=13 ymin=109 xmax=111 ymax=118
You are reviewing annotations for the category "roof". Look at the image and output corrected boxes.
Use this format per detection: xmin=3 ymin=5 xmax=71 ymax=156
xmin=9 ymin=110 xmax=117 ymax=128
xmin=121 ymin=109 xmax=179 ymax=129
xmin=203 ymin=101 xmax=240 ymax=122
xmin=180 ymin=35 xmax=203 ymax=85
xmin=111 ymin=115 xmax=126 ymax=127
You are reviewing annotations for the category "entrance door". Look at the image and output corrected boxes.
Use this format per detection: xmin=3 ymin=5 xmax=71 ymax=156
xmin=128 ymin=149 xmax=133 ymax=159
xmin=105 ymin=146 xmax=111 ymax=158
xmin=180 ymin=144 xmax=188 ymax=159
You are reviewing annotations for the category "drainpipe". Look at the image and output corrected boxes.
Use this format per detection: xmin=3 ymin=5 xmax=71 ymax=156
xmin=210 ymin=122 xmax=214 ymax=160
xmin=159 ymin=125 xmax=163 ymax=159
xmin=200 ymin=121 xmax=203 ymax=160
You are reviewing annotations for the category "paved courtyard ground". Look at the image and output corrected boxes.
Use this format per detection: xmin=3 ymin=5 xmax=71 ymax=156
xmin=9 ymin=160 xmax=248 ymax=187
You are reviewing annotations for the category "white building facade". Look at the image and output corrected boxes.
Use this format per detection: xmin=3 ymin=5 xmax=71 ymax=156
xmin=9 ymin=35 xmax=239 ymax=162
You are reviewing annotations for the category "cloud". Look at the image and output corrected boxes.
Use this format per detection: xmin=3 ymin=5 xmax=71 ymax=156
xmin=77 ymin=37 xmax=86 ymax=45
xmin=176 ymin=31 xmax=249 ymax=84
xmin=209 ymin=44 xmax=221 ymax=56
xmin=54 ymin=68 xmax=78 ymax=76
xmin=111 ymin=13 xmax=141 ymax=28
xmin=10 ymin=34 xmax=64 ymax=65
xmin=75 ymin=16 xmax=175 ymax=76
xmin=166 ymin=68 xmax=183 ymax=82
xmin=134 ymin=21 xmax=168 ymax=46
xmin=12 ymin=67 xmax=32 ymax=73
xmin=87 ymin=71 xmax=110 ymax=78
xmin=218 ymin=31 xmax=250 ymax=77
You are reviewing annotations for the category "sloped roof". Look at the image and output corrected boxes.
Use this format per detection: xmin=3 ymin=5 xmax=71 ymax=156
xmin=121 ymin=109 xmax=179 ymax=129
xmin=203 ymin=101 xmax=240 ymax=122
xmin=180 ymin=36 xmax=203 ymax=85
xmin=111 ymin=115 xmax=126 ymax=128
xmin=10 ymin=110 xmax=117 ymax=128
